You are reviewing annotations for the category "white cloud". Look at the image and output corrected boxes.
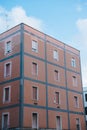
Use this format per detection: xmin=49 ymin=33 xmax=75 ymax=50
xmin=75 ymin=18 xmax=87 ymax=87
xmin=76 ymin=5 xmax=82 ymax=12
xmin=0 ymin=6 xmax=45 ymax=33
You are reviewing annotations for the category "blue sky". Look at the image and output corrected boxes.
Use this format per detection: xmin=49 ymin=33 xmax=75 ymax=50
xmin=0 ymin=0 xmax=87 ymax=86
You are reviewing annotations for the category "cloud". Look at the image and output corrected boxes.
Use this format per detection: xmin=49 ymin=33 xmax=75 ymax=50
xmin=75 ymin=18 xmax=87 ymax=87
xmin=76 ymin=19 xmax=87 ymax=47
xmin=0 ymin=6 xmax=45 ymax=33
xmin=76 ymin=5 xmax=82 ymax=12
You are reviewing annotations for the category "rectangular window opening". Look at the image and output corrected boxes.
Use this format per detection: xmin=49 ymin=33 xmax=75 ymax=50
xmin=32 ymin=113 xmax=38 ymax=129
xmin=32 ymin=62 xmax=38 ymax=75
xmin=71 ymin=58 xmax=76 ymax=67
xmin=32 ymin=40 xmax=38 ymax=52
xmin=2 ymin=113 xmax=9 ymax=129
xmin=53 ymin=50 xmax=58 ymax=61
xmin=54 ymin=70 xmax=59 ymax=81
xmin=76 ymin=118 xmax=80 ymax=130
xmin=55 ymin=92 xmax=60 ymax=104
xmin=85 ymin=94 xmax=87 ymax=102
xmin=56 ymin=116 xmax=62 ymax=130
xmin=4 ymin=62 xmax=11 ymax=77
xmin=5 ymin=41 xmax=12 ymax=54
xmin=33 ymin=87 xmax=38 ymax=100
xmin=72 ymin=76 xmax=77 ymax=86
xmin=74 ymin=96 xmax=79 ymax=108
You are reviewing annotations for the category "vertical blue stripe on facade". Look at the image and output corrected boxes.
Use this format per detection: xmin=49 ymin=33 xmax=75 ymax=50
xmin=64 ymin=44 xmax=70 ymax=130
xmin=19 ymin=23 xmax=24 ymax=128
xmin=44 ymin=34 xmax=49 ymax=128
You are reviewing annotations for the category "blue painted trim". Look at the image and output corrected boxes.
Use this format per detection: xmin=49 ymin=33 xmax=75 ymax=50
xmin=24 ymin=52 xmax=45 ymax=62
xmin=0 ymin=53 xmax=20 ymax=62
xmin=0 ymin=77 xmax=20 ymax=85
xmin=24 ymin=77 xmax=83 ymax=95
xmin=0 ymin=103 xmax=84 ymax=116
xmin=0 ymin=104 xmax=19 ymax=110
xmin=24 ymin=52 xmax=81 ymax=75
xmin=23 ymin=104 xmax=84 ymax=115
xmin=24 ymin=77 xmax=45 ymax=85
xmin=44 ymin=34 xmax=49 ymax=128
xmin=24 ymin=29 xmax=80 ymax=57
xmin=0 ymin=30 xmax=21 ymax=41
xmin=19 ymin=23 xmax=24 ymax=128
xmin=64 ymin=44 xmax=70 ymax=130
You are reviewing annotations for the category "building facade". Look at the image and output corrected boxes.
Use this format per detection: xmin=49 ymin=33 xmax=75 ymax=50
xmin=83 ymin=87 xmax=87 ymax=126
xmin=0 ymin=23 xmax=86 ymax=130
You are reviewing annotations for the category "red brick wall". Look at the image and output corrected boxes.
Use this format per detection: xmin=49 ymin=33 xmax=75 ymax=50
xmin=23 ymin=107 xmax=46 ymax=128
xmin=0 ymin=107 xmax=19 ymax=128
xmin=0 ymin=56 xmax=20 ymax=82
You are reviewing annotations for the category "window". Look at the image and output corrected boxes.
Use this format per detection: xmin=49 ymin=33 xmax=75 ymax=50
xmin=54 ymin=92 xmax=60 ymax=104
xmin=53 ymin=50 xmax=58 ymax=60
xmin=72 ymin=76 xmax=77 ymax=86
xmin=4 ymin=62 xmax=12 ymax=77
xmin=74 ymin=96 xmax=79 ymax=108
xmin=32 ymin=113 xmax=38 ymax=129
xmin=2 ymin=113 xmax=9 ymax=129
xmin=32 ymin=40 xmax=38 ymax=52
xmin=5 ymin=41 xmax=12 ymax=54
xmin=56 ymin=116 xmax=62 ymax=130
xmin=85 ymin=94 xmax=87 ymax=102
xmin=32 ymin=86 xmax=38 ymax=100
xmin=71 ymin=58 xmax=76 ymax=67
xmin=3 ymin=86 xmax=11 ymax=103
xmin=54 ymin=70 xmax=59 ymax=81
xmin=85 ymin=107 xmax=87 ymax=115
xmin=76 ymin=118 xmax=81 ymax=130
xmin=32 ymin=62 xmax=38 ymax=75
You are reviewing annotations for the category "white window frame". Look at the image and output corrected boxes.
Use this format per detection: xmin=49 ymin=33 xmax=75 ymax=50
xmin=54 ymin=70 xmax=60 ymax=81
xmin=74 ymin=96 xmax=79 ymax=108
xmin=32 ymin=112 xmax=39 ymax=129
xmin=76 ymin=118 xmax=81 ymax=130
xmin=5 ymin=41 xmax=12 ymax=55
xmin=32 ymin=86 xmax=39 ymax=101
xmin=53 ymin=50 xmax=58 ymax=61
xmin=3 ymin=86 xmax=11 ymax=103
xmin=71 ymin=58 xmax=76 ymax=67
xmin=2 ymin=112 xmax=10 ymax=129
xmin=32 ymin=40 xmax=38 ymax=52
xmin=56 ymin=115 xmax=62 ymax=130
xmin=72 ymin=76 xmax=77 ymax=86
xmin=4 ymin=62 xmax=12 ymax=77
xmin=54 ymin=91 xmax=60 ymax=104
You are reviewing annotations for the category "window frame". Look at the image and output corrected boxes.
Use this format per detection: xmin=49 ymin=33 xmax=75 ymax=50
xmin=4 ymin=62 xmax=12 ymax=78
xmin=53 ymin=50 xmax=58 ymax=61
xmin=32 ymin=40 xmax=38 ymax=53
xmin=54 ymin=70 xmax=59 ymax=81
xmin=54 ymin=91 xmax=60 ymax=104
xmin=32 ymin=112 xmax=39 ymax=129
xmin=85 ymin=94 xmax=87 ymax=102
xmin=5 ymin=41 xmax=12 ymax=55
xmin=32 ymin=86 xmax=38 ymax=101
xmin=2 ymin=112 xmax=10 ymax=129
xmin=74 ymin=96 xmax=79 ymax=108
xmin=71 ymin=57 xmax=76 ymax=67
xmin=72 ymin=76 xmax=77 ymax=86
xmin=32 ymin=62 xmax=38 ymax=75
xmin=76 ymin=118 xmax=81 ymax=130
xmin=3 ymin=86 xmax=11 ymax=103
xmin=56 ymin=116 xmax=62 ymax=130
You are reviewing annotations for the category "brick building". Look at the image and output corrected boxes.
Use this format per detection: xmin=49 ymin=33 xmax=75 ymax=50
xmin=0 ymin=23 xmax=86 ymax=129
